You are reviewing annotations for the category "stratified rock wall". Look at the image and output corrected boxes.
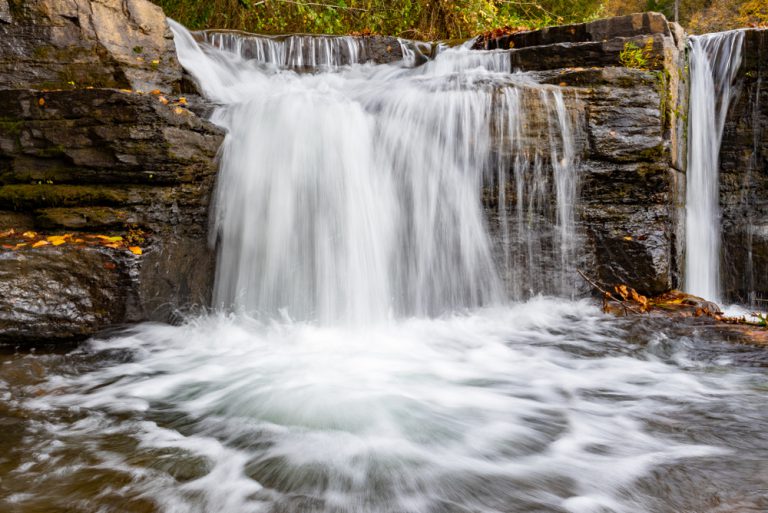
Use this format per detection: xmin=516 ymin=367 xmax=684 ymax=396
xmin=0 ymin=0 xmax=223 ymax=345
xmin=481 ymin=12 xmax=688 ymax=296
xmin=720 ymin=29 xmax=768 ymax=305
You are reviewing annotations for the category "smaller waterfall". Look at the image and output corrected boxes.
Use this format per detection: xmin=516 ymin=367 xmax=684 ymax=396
xmin=686 ymin=31 xmax=744 ymax=302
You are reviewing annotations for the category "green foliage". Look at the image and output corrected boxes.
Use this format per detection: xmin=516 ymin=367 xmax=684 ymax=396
xmin=619 ymin=41 xmax=648 ymax=69
xmin=151 ymin=0 xmax=602 ymax=39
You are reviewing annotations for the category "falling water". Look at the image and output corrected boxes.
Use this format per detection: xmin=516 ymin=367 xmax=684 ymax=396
xmin=4 ymin=22 xmax=768 ymax=513
xmin=171 ymin=21 xmax=583 ymax=322
xmin=686 ymin=31 xmax=745 ymax=302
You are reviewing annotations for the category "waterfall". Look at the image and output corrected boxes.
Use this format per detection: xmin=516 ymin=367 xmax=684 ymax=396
xmin=170 ymin=21 xmax=582 ymax=322
xmin=686 ymin=31 xmax=744 ymax=302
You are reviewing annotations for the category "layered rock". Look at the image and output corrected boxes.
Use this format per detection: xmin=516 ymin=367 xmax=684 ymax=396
xmin=481 ymin=12 xmax=688 ymax=296
xmin=0 ymin=0 xmax=223 ymax=345
xmin=720 ymin=29 xmax=768 ymax=305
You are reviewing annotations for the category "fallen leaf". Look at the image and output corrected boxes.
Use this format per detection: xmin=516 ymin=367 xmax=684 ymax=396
xmin=2 ymin=244 xmax=14 ymax=249
xmin=623 ymin=236 xmax=633 ymax=241
xmin=14 ymin=242 xmax=27 ymax=249
xmin=46 ymin=235 xmax=67 ymax=246
xmin=96 ymin=235 xmax=123 ymax=243
xmin=174 ymin=107 xmax=185 ymax=115
xmin=151 ymin=89 xmax=162 ymax=95
xmin=32 ymin=240 xmax=49 ymax=248
xmin=104 ymin=243 xmax=121 ymax=249
xmin=128 ymin=246 xmax=143 ymax=255
xmin=178 ymin=97 xmax=187 ymax=105
xmin=103 ymin=262 xmax=116 ymax=270
xmin=158 ymin=96 xmax=169 ymax=105
xmin=38 ymin=98 xmax=45 ymax=106
xmin=22 ymin=231 xmax=37 ymax=238
xmin=0 ymin=228 xmax=15 ymax=238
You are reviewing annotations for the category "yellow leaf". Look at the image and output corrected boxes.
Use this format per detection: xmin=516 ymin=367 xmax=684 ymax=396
xmin=46 ymin=235 xmax=67 ymax=246
xmin=0 ymin=228 xmax=15 ymax=238
xmin=22 ymin=231 xmax=37 ymax=238
xmin=128 ymin=246 xmax=143 ymax=255
xmin=174 ymin=107 xmax=185 ymax=115
xmin=178 ymin=97 xmax=187 ymax=105
xmin=96 ymin=235 xmax=123 ymax=243
xmin=38 ymin=98 xmax=45 ymax=106
xmin=120 ymin=89 xmax=133 ymax=94
xmin=104 ymin=243 xmax=121 ymax=249
xmin=158 ymin=96 xmax=169 ymax=105
xmin=14 ymin=242 xmax=27 ymax=249
xmin=32 ymin=240 xmax=49 ymax=248
xmin=623 ymin=236 xmax=633 ymax=241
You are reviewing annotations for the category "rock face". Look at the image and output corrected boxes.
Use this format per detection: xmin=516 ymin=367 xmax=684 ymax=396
xmin=0 ymin=0 xmax=223 ymax=345
xmin=0 ymin=0 xmax=182 ymax=93
xmin=481 ymin=12 xmax=688 ymax=296
xmin=720 ymin=29 xmax=768 ymax=305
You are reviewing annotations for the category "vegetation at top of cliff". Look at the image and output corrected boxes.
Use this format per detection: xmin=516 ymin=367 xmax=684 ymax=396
xmin=605 ymin=0 xmax=768 ymax=33
xmin=153 ymin=0 xmax=768 ymax=38
xmin=151 ymin=0 xmax=605 ymax=39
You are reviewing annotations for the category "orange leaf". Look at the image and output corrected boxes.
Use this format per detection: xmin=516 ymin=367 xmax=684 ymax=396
xmin=104 ymin=243 xmax=121 ymax=249
xmin=14 ymin=242 xmax=27 ymax=249
xmin=2 ymin=244 xmax=14 ymax=249
xmin=151 ymin=89 xmax=162 ymax=95
xmin=128 ymin=246 xmax=142 ymax=255
xmin=158 ymin=96 xmax=169 ymax=105
xmin=174 ymin=107 xmax=185 ymax=115
xmin=38 ymin=98 xmax=45 ymax=106
xmin=0 ymin=228 xmax=15 ymax=238
xmin=178 ymin=97 xmax=187 ymax=105
xmin=22 ymin=231 xmax=37 ymax=238
xmin=32 ymin=240 xmax=49 ymax=248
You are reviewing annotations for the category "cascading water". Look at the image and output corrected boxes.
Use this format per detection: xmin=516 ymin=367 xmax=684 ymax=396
xmin=172 ymin=21 xmax=583 ymax=321
xmin=3 ymin=22 xmax=768 ymax=513
xmin=686 ymin=31 xmax=745 ymax=302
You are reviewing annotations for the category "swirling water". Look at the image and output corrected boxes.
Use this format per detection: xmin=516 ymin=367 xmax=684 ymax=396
xmin=1 ymin=25 xmax=767 ymax=513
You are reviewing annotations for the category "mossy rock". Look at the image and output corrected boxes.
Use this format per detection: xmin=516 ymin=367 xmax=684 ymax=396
xmin=34 ymin=206 xmax=137 ymax=231
xmin=0 ymin=184 xmax=129 ymax=210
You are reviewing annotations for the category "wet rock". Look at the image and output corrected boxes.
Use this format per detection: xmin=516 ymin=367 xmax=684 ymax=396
xmin=0 ymin=0 xmax=224 ymax=345
xmin=0 ymin=0 xmax=182 ymax=92
xmin=719 ymin=29 xmax=768 ymax=305
xmin=0 ymin=245 xmax=139 ymax=345
xmin=482 ymin=13 xmax=687 ymax=297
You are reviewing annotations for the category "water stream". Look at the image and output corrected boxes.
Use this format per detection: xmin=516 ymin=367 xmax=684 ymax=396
xmin=685 ymin=31 xmax=745 ymax=302
xmin=0 ymin=24 xmax=767 ymax=513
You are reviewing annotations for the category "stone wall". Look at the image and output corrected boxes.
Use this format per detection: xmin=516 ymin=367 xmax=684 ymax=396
xmin=481 ymin=12 xmax=688 ymax=297
xmin=720 ymin=29 xmax=768 ymax=305
xmin=0 ymin=0 xmax=223 ymax=346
